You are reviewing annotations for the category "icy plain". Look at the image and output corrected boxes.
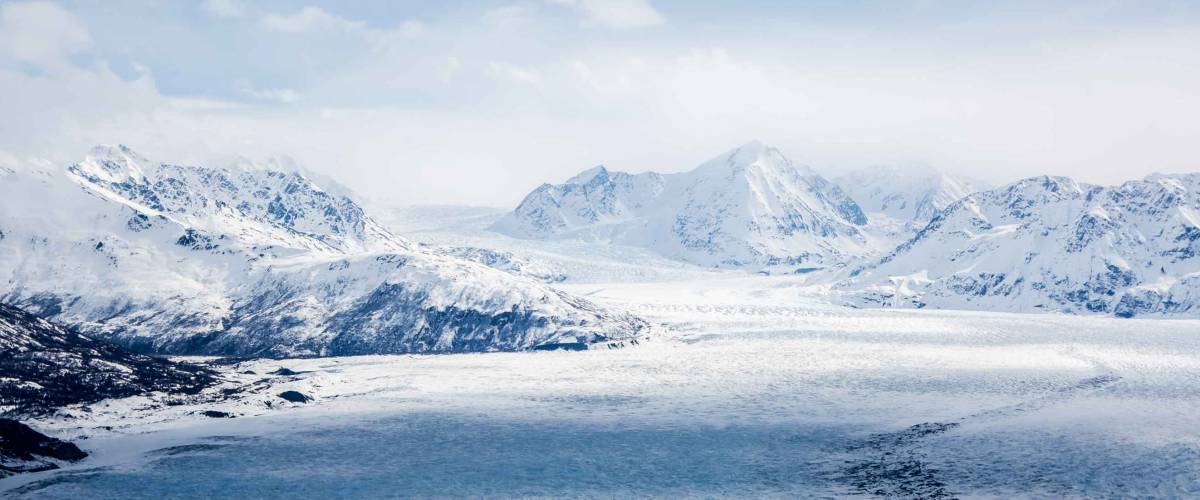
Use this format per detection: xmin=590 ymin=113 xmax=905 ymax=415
xmin=3 ymin=207 xmax=1199 ymax=498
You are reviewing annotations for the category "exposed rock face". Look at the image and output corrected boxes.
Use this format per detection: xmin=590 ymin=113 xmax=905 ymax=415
xmin=845 ymin=174 xmax=1200 ymax=317
xmin=0 ymin=303 xmax=216 ymax=415
xmin=0 ymin=419 xmax=87 ymax=477
xmin=493 ymin=141 xmax=877 ymax=271
xmin=277 ymin=391 xmax=311 ymax=403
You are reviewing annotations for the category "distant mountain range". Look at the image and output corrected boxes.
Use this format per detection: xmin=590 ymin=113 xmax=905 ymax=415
xmin=494 ymin=141 xmax=985 ymax=271
xmin=496 ymin=141 xmax=1200 ymax=317
xmin=5 ymin=139 xmax=1197 ymax=340
xmin=844 ymin=174 xmax=1200 ymax=317
xmin=835 ymin=165 xmax=987 ymax=235
xmin=0 ymin=145 xmax=646 ymax=356
xmin=493 ymin=141 xmax=881 ymax=269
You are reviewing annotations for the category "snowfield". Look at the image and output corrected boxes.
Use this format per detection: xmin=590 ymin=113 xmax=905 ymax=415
xmin=4 ymin=272 xmax=1199 ymax=497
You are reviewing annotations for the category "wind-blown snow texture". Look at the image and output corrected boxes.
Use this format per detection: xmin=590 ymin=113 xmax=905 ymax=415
xmin=0 ymin=146 xmax=645 ymax=356
xmin=846 ymin=174 xmax=1200 ymax=317
xmin=6 ymin=277 xmax=1200 ymax=498
xmin=493 ymin=141 xmax=877 ymax=270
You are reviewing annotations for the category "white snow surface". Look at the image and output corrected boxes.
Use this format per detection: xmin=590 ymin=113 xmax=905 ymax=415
xmin=836 ymin=164 xmax=986 ymax=228
xmin=4 ymin=275 xmax=1198 ymax=497
xmin=2 ymin=195 xmax=1199 ymax=496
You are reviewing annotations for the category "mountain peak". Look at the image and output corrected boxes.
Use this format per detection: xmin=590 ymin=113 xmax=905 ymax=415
xmin=87 ymin=144 xmax=148 ymax=163
xmin=495 ymin=141 xmax=872 ymax=269
xmin=74 ymin=144 xmax=153 ymax=183
xmin=693 ymin=140 xmax=791 ymax=177
xmin=730 ymin=140 xmax=772 ymax=163
xmin=565 ymin=165 xmax=609 ymax=184
xmin=737 ymin=139 xmax=766 ymax=152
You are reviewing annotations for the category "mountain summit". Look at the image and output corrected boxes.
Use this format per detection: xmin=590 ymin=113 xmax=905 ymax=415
xmin=493 ymin=142 xmax=875 ymax=270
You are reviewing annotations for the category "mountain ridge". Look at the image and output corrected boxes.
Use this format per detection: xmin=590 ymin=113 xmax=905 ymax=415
xmin=842 ymin=172 xmax=1200 ymax=317
xmin=0 ymin=146 xmax=647 ymax=356
xmin=493 ymin=141 xmax=878 ymax=270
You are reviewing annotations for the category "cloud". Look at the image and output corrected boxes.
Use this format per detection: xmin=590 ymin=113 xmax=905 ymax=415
xmin=0 ymin=1 xmax=91 ymax=69
xmin=548 ymin=0 xmax=663 ymax=29
xmin=4 ymin=1 xmax=1200 ymax=208
xmin=488 ymin=61 xmax=542 ymax=84
xmin=261 ymin=6 xmax=363 ymax=34
xmin=201 ymin=0 xmax=245 ymax=19
xmin=234 ymin=79 xmax=300 ymax=103
xmin=483 ymin=5 xmax=534 ymax=30
xmin=258 ymin=5 xmax=424 ymax=51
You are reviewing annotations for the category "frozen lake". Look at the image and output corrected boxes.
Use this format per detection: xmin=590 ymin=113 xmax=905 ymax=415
xmin=5 ymin=276 xmax=1200 ymax=498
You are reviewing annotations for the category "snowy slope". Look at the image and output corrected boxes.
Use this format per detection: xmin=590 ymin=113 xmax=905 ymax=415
xmin=493 ymin=141 xmax=877 ymax=270
xmin=836 ymin=166 xmax=983 ymax=226
xmin=844 ymin=174 xmax=1200 ymax=317
xmin=0 ymin=146 xmax=646 ymax=356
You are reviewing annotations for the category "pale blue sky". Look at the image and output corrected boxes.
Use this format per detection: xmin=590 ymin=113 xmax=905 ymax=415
xmin=3 ymin=0 xmax=1199 ymax=205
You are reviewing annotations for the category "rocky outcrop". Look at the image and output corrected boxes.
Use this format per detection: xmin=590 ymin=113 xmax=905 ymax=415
xmin=0 ymin=303 xmax=217 ymax=415
xmin=0 ymin=419 xmax=87 ymax=477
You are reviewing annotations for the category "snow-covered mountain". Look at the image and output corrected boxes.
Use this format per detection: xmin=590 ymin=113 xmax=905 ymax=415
xmin=844 ymin=174 xmax=1200 ymax=317
xmin=0 ymin=145 xmax=646 ymax=356
xmin=434 ymin=246 xmax=567 ymax=283
xmin=835 ymin=165 xmax=985 ymax=233
xmin=64 ymin=145 xmax=405 ymax=255
xmin=492 ymin=141 xmax=878 ymax=270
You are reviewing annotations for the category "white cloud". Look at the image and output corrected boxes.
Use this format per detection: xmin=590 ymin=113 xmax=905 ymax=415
xmin=4 ymin=2 xmax=1200 ymax=207
xmin=483 ymin=5 xmax=534 ymax=30
xmin=439 ymin=56 xmax=463 ymax=82
xmin=259 ymin=6 xmax=424 ymax=52
xmin=489 ymin=61 xmax=542 ymax=84
xmin=548 ymin=0 xmax=663 ymax=29
xmin=234 ymin=79 xmax=300 ymax=103
xmin=201 ymin=0 xmax=245 ymax=19
xmin=0 ymin=1 xmax=91 ymax=69
xmin=261 ymin=6 xmax=363 ymax=33
xmin=396 ymin=20 xmax=426 ymax=38
xmin=370 ymin=20 xmax=426 ymax=50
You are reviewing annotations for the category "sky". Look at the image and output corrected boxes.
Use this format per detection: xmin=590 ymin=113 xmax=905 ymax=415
xmin=1 ymin=0 xmax=1199 ymax=206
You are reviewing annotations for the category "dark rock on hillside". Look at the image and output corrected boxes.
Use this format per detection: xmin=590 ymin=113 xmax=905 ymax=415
xmin=277 ymin=391 xmax=311 ymax=403
xmin=0 ymin=419 xmax=87 ymax=477
xmin=0 ymin=303 xmax=218 ymax=416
